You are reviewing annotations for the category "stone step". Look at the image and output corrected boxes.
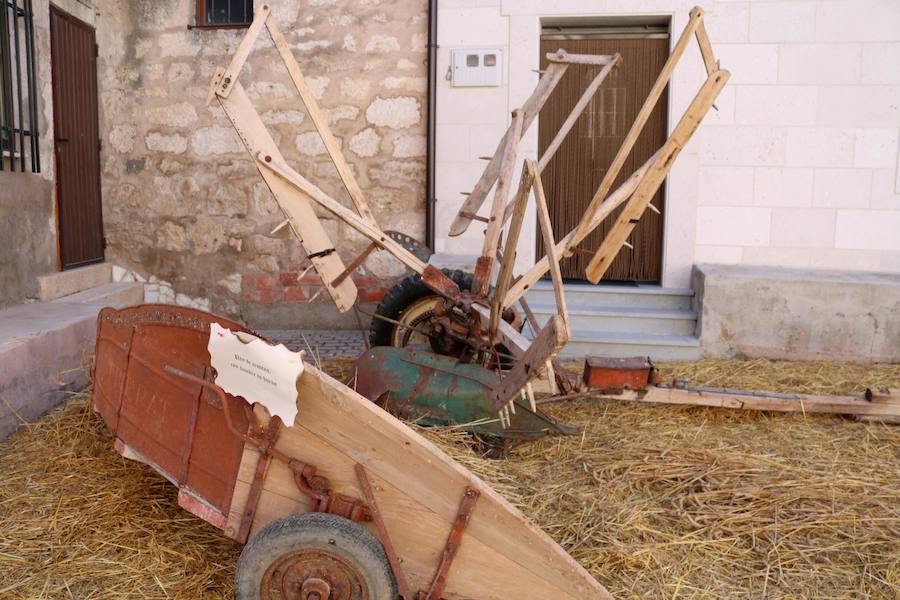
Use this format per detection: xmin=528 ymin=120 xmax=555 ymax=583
xmin=37 ymin=263 xmax=111 ymax=301
xmin=0 ymin=301 xmax=100 ymax=440
xmin=524 ymin=281 xmax=694 ymax=310
xmin=526 ymin=304 xmax=698 ymax=336
xmin=52 ymin=282 xmax=144 ymax=308
xmin=550 ymin=330 xmax=702 ymax=362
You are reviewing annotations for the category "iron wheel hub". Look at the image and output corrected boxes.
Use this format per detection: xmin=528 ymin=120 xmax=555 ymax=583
xmin=261 ymin=548 xmax=368 ymax=600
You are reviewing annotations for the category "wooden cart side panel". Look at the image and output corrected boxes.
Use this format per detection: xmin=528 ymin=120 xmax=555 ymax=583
xmin=227 ymin=366 xmax=611 ymax=600
xmin=93 ymin=306 xmax=255 ymax=522
xmin=93 ymin=307 xmax=132 ymax=431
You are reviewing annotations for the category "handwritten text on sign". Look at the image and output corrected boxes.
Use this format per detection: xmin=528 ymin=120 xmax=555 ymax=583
xmin=208 ymin=323 xmax=305 ymax=425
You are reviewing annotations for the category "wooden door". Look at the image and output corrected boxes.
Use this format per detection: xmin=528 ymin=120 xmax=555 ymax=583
xmin=537 ymin=33 xmax=668 ymax=282
xmin=50 ymin=7 xmax=103 ymax=270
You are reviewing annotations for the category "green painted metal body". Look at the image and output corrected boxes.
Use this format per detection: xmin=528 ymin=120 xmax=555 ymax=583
xmin=354 ymin=346 xmax=576 ymax=440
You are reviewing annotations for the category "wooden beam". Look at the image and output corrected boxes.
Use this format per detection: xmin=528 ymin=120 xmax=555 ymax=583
xmin=585 ymin=69 xmax=730 ymax=283
xmin=472 ymin=110 xmax=522 ymax=297
xmin=448 ymin=62 xmax=568 ymax=237
xmin=218 ymin=82 xmax=357 ymax=312
xmin=471 ymin=303 xmax=530 ymax=357
xmin=491 ymin=315 xmax=568 ymax=411
xmin=693 ymin=8 xmax=718 ymax=76
xmin=490 ymin=168 xmax=531 ymax=337
xmin=496 ymin=56 xmax=616 ymax=230
xmin=527 ymin=160 xmax=568 ymax=333
xmin=615 ymin=386 xmax=900 ymax=420
xmin=545 ymin=50 xmax=618 ymax=66
xmin=257 ymin=152 xmax=428 ymax=276
xmin=213 ymin=3 xmax=271 ymax=100
xmin=266 ymin=18 xmax=380 ymax=228
xmin=569 ymin=9 xmax=705 ymax=249
xmin=502 ymin=151 xmax=658 ymax=310
xmin=538 ymin=56 xmax=619 ymax=171
xmin=500 ymin=164 xmax=534 ymax=228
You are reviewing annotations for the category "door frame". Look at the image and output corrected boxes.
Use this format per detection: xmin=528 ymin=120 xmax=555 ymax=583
xmin=536 ymin=17 xmax=671 ymax=284
xmin=49 ymin=3 xmax=104 ymax=271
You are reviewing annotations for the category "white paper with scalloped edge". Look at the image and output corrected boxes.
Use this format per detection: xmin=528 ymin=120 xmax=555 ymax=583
xmin=207 ymin=323 xmax=305 ymax=426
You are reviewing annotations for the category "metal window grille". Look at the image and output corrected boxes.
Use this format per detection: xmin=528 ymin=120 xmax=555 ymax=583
xmin=196 ymin=0 xmax=253 ymax=27
xmin=0 ymin=0 xmax=38 ymax=172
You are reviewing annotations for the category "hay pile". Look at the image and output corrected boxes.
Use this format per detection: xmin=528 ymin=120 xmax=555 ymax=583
xmin=1 ymin=359 xmax=898 ymax=598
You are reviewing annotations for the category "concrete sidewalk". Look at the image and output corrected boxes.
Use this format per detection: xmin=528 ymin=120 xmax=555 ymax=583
xmin=0 ymin=301 xmax=103 ymax=440
xmin=0 ymin=279 xmax=143 ymax=440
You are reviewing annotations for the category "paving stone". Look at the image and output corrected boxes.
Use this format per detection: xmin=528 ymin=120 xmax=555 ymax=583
xmin=259 ymin=329 xmax=368 ymax=359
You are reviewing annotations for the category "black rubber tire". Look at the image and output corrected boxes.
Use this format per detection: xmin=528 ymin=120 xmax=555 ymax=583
xmin=234 ymin=512 xmax=398 ymax=600
xmin=368 ymin=268 xmax=474 ymax=348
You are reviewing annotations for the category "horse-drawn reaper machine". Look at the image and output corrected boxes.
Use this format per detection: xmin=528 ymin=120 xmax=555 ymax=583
xmin=92 ymin=4 xmax=729 ymax=598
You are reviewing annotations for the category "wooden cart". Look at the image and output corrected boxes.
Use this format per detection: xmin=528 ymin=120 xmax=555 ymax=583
xmin=93 ymin=304 xmax=610 ymax=599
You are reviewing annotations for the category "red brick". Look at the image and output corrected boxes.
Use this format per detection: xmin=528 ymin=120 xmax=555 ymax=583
xmin=352 ymin=276 xmax=379 ymax=288
xmin=244 ymin=274 xmax=282 ymax=303
xmin=358 ymin=286 xmax=388 ymax=303
xmin=283 ymin=286 xmax=307 ymax=302
xmin=279 ymin=271 xmax=299 ymax=286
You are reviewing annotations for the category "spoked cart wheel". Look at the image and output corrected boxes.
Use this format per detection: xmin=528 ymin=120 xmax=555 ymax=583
xmin=368 ymin=268 xmax=520 ymax=368
xmin=235 ymin=512 xmax=398 ymax=600
xmin=368 ymin=268 xmax=474 ymax=352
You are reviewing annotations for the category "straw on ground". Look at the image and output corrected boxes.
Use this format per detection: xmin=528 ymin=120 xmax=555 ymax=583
xmin=0 ymin=359 xmax=897 ymax=599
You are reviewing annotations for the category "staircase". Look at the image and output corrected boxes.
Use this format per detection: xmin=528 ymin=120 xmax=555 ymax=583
xmin=38 ymin=263 xmax=144 ymax=307
xmin=523 ymin=280 xmax=700 ymax=362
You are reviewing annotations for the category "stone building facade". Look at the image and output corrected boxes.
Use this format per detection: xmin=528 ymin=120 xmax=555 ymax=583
xmin=95 ymin=0 xmax=428 ymax=327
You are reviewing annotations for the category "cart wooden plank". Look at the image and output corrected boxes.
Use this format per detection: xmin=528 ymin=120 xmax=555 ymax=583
xmin=227 ymin=364 xmax=611 ymax=600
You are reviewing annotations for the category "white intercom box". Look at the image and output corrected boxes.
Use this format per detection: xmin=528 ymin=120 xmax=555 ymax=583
xmin=450 ymin=48 xmax=503 ymax=87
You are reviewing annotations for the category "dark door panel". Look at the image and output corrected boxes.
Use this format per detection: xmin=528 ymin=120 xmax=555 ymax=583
xmin=538 ymin=35 xmax=668 ymax=282
xmin=50 ymin=7 xmax=103 ymax=270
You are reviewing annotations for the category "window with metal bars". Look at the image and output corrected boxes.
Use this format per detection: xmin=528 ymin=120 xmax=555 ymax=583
xmin=0 ymin=0 xmax=40 ymax=173
xmin=194 ymin=0 xmax=253 ymax=28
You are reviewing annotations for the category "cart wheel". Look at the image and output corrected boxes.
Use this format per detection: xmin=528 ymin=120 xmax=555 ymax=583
xmin=369 ymin=268 xmax=518 ymax=367
xmin=368 ymin=268 xmax=473 ymax=351
xmin=235 ymin=512 xmax=398 ymax=600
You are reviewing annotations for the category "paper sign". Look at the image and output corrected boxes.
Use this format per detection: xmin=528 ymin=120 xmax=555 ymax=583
xmin=208 ymin=323 xmax=305 ymax=426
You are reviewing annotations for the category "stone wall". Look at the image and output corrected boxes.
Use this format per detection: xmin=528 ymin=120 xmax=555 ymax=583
xmin=93 ymin=0 xmax=428 ymax=328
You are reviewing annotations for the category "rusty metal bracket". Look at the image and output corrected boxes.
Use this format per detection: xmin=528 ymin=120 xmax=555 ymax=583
xmin=330 ymin=241 xmax=377 ymax=289
xmin=349 ymin=467 xmax=483 ymax=600
xmin=354 ymin=464 xmax=414 ymax=600
xmin=420 ymin=486 xmax=481 ymax=600
xmin=421 ymin=264 xmax=461 ymax=301
xmin=238 ymin=415 xmax=282 ymax=543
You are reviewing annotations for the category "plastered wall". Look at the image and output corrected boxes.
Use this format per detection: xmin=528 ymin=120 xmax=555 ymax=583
xmin=434 ymin=0 xmax=900 ymax=287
